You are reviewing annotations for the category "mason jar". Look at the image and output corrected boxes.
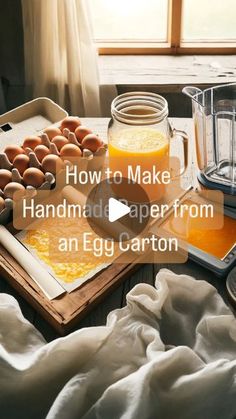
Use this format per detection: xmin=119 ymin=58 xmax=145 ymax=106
xmin=108 ymin=92 xmax=188 ymax=202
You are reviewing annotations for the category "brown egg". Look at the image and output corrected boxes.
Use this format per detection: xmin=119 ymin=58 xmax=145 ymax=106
xmin=4 ymin=182 xmax=25 ymax=200
xmin=0 ymin=169 xmax=12 ymax=190
xmin=51 ymin=135 xmax=69 ymax=151
xmin=75 ymin=126 xmax=92 ymax=142
xmin=81 ymin=134 xmax=103 ymax=153
xmin=34 ymin=145 xmax=50 ymax=162
xmin=23 ymin=135 xmax=42 ymax=151
xmin=0 ymin=196 xmax=5 ymax=212
xmin=23 ymin=168 xmax=45 ymax=188
xmin=43 ymin=126 xmax=62 ymax=140
xmin=41 ymin=155 xmax=64 ymax=175
xmin=13 ymin=154 xmax=30 ymax=175
xmin=4 ymin=145 xmax=25 ymax=163
xmin=60 ymin=144 xmax=82 ymax=161
xmin=60 ymin=116 xmax=81 ymax=133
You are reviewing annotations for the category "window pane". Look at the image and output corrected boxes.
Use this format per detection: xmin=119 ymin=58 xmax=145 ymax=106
xmin=182 ymin=0 xmax=236 ymax=41
xmin=88 ymin=0 xmax=169 ymax=42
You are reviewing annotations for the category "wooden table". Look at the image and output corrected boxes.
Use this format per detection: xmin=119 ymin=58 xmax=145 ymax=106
xmin=0 ymin=118 xmax=232 ymax=341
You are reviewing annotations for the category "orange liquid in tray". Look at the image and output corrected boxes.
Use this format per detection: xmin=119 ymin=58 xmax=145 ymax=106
xmin=109 ymin=127 xmax=169 ymax=202
xmin=162 ymin=201 xmax=236 ymax=259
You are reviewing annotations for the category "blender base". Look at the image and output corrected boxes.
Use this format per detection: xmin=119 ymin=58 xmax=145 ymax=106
xmin=198 ymin=172 xmax=236 ymax=212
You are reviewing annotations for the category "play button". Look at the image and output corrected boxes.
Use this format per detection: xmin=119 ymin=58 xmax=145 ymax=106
xmin=86 ymin=177 xmax=151 ymax=242
xmin=108 ymin=198 xmax=130 ymax=222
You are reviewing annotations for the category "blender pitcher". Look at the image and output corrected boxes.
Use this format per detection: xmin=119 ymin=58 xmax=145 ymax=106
xmin=183 ymin=83 xmax=236 ymax=201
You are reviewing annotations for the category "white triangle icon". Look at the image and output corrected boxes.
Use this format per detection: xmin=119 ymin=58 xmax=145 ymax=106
xmin=108 ymin=198 xmax=130 ymax=223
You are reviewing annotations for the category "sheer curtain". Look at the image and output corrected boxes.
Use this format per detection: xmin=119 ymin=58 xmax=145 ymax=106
xmin=21 ymin=0 xmax=101 ymax=116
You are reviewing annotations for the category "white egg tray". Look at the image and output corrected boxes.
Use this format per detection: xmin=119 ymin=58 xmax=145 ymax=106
xmin=0 ymin=97 xmax=107 ymax=225
xmin=0 ymin=149 xmax=55 ymax=221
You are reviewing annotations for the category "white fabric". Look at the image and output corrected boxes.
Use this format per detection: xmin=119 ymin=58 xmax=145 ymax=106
xmin=0 ymin=269 xmax=235 ymax=419
xmin=21 ymin=0 xmax=101 ymax=116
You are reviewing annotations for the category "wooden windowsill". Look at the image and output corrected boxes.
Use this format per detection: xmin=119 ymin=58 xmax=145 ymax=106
xmin=98 ymin=54 xmax=236 ymax=88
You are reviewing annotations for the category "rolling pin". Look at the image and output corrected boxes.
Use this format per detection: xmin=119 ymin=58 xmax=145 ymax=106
xmin=0 ymin=225 xmax=65 ymax=300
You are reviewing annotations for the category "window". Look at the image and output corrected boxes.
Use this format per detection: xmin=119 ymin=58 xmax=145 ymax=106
xmin=88 ymin=0 xmax=236 ymax=54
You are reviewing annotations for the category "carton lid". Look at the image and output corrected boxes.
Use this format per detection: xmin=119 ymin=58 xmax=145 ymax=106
xmin=0 ymin=97 xmax=68 ymax=151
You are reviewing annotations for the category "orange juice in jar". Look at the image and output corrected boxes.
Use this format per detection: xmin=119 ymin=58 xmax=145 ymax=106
xmin=108 ymin=92 xmax=188 ymax=202
xmin=109 ymin=127 xmax=169 ymax=201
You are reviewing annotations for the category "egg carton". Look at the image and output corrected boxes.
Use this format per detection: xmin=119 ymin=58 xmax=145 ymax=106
xmin=0 ymin=152 xmax=55 ymax=224
xmin=0 ymin=128 xmax=107 ymax=224
xmin=0 ymin=97 xmax=67 ymax=224
xmin=0 ymin=97 xmax=107 ymax=225
xmin=26 ymin=127 xmax=107 ymax=172
xmin=48 ymin=126 xmax=108 ymax=170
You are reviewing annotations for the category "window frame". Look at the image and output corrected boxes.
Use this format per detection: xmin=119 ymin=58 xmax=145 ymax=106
xmin=96 ymin=0 xmax=236 ymax=55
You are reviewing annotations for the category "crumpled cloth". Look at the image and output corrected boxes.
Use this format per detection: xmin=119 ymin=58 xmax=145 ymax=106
xmin=0 ymin=269 xmax=235 ymax=419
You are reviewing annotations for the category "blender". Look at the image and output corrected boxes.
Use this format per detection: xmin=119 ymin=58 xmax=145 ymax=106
xmin=156 ymin=82 xmax=236 ymax=278
xmin=183 ymin=83 xmax=236 ymax=210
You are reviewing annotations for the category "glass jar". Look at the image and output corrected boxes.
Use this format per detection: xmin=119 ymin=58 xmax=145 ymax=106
xmin=108 ymin=92 xmax=188 ymax=202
